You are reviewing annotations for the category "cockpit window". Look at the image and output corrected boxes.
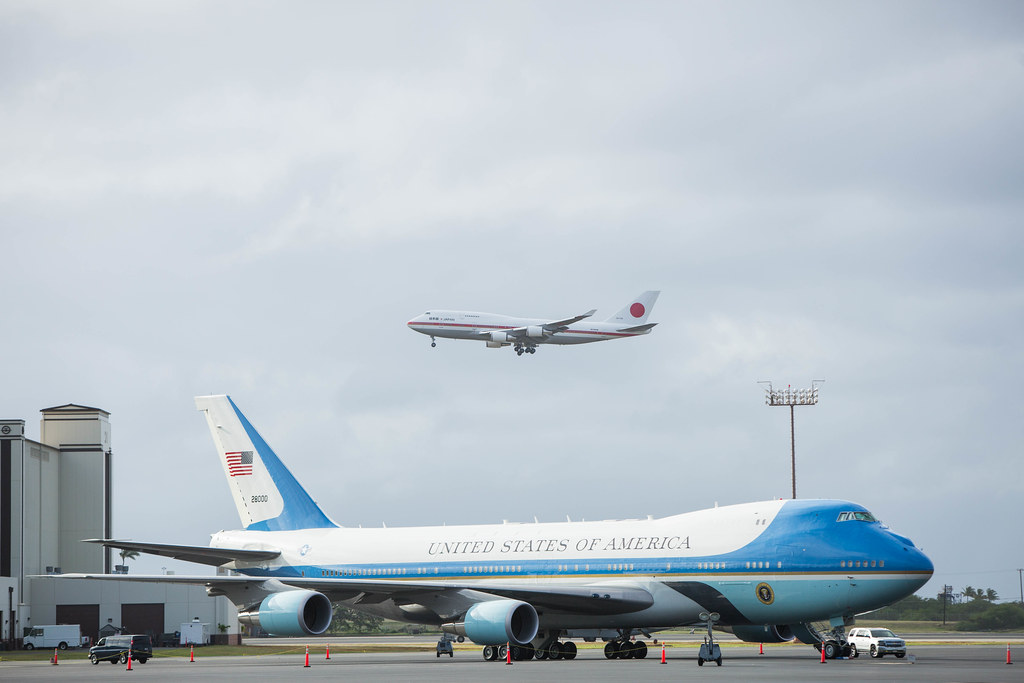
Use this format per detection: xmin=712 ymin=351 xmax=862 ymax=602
xmin=837 ymin=511 xmax=877 ymax=522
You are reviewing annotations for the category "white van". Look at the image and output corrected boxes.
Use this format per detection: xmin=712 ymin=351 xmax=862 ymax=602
xmin=23 ymin=624 xmax=84 ymax=650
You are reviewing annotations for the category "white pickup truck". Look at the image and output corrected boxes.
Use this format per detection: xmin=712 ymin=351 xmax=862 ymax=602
xmin=847 ymin=627 xmax=907 ymax=658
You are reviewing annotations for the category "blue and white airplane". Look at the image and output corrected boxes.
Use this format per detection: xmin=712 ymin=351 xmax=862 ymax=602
xmin=78 ymin=395 xmax=932 ymax=663
xmin=407 ymin=291 xmax=660 ymax=356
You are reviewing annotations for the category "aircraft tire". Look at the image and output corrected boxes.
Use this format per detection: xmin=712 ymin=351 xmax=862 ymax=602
xmin=547 ymin=641 xmax=563 ymax=660
xmin=619 ymin=641 xmax=635 ymax=659
xmin=521 ymin=643 xmax=535 ymax=660
xmin=604 ymin=641 xmax=619 ymax=659
xmin=497 ymin=645 xmax=507 ymax=661
xmin=561 ymin=641 xmax=577 ymax=660
xmin=535 ymin=646 xmax=549 ymax=660
xmin=482 ymin=645 xmax=496 ymax=661
xmin=823 ymin=641 xmax=839 ymax=659
xmin=634 ymin=641 xmax=647 ymax=659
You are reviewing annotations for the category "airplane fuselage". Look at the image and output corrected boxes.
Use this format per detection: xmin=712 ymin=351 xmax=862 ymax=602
xmin=214 ymin=498 xmax=932 ymax=630
xmin=407 ymin=311 xmax=653 ymax=345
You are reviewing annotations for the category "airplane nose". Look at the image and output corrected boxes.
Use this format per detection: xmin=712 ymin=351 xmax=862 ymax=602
xmin=913 ymin=546 xmax=934 ymax=576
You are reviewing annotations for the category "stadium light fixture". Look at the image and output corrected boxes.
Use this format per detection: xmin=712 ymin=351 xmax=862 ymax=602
xmin=758 ymin=380 xmax=824 ymax=499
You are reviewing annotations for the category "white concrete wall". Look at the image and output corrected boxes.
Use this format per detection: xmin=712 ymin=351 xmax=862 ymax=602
xmin=27 ymin=577 xmax=239 ymax=635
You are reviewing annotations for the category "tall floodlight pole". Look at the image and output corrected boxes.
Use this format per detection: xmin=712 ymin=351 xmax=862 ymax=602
xmin=1018 ymin=568 xmax=1023 ymax=605
xmin=760 ymin=380 xmax=824 ymax=499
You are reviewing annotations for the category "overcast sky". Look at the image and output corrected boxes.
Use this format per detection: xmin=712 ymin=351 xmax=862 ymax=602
xmin=2 ymin=1 xmax=1022 ymax=603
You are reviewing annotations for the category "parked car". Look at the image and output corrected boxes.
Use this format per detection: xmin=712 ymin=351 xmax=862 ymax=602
xmin=847 ymin=627 xmax=906 ymax=659
xmin=88 ymin=634 xmax=153 ymax=664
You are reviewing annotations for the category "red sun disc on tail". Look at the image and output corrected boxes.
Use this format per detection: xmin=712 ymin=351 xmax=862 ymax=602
xmin=630 ymin=303 xmax=645 ymax=318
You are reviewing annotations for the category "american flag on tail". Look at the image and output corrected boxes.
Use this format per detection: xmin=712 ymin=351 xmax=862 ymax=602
xmin=225 ymin=451 xmax=254 ymax=477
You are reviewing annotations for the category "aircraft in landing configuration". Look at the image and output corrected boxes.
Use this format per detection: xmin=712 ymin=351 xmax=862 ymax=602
xmin=407 ymin=291 xmax=660 ymax=356
xmin=69 ymin=395 xmax=933 ymax=665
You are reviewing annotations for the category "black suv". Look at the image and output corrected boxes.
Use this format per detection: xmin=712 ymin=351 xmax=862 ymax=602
xmin=89 ymin=634 xmax=153 ymax=664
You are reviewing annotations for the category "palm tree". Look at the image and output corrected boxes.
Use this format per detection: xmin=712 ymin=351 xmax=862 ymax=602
xmin=984 ymin=588 xmax=999 ymax=601
xmin=962 ymin=586 xmax=977 ymax=600
xmin=119 ymin=548 xmax=140 ymax=567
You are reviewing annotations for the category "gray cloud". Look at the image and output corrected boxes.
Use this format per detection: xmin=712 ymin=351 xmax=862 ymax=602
xmin=1 ymin=1 xmax=1022 ymax=600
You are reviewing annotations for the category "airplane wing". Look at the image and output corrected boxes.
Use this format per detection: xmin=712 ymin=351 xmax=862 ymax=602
xmin=501 ymin=308 xmax=597 ymax=340
xmin=541 ymin=309 xmax=597 ymax=331
xmin=53 ymin=571 xmax=653 ymax=616
xmin=83 ymin=539 xmax=281 ymax=567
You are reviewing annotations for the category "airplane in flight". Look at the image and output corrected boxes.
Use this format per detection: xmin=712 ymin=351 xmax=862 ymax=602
xmin=71 ymin=395 xmax=933 ymax=664
xmin=407 ymin=291 xmax=660 ymax=355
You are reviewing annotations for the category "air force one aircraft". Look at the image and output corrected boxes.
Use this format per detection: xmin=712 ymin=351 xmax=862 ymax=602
xmin=72 ymin=395 xmax=932 ymax=664
xmin=407 ymin=291 xmax=660 ymax=355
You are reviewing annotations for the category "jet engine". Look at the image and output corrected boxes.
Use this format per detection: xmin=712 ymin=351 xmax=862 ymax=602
xmin=725 ymin=624 xmax=795 ymax=644
xmin=525 ymin=325 xmax=545 ymax=338
xmin=489 ymin=331 xmax=509 ymax=343
xmin=442 ymin=599 xmax=539 ymax=646
xmin=237 ymin=590 xmax=332 ymax=636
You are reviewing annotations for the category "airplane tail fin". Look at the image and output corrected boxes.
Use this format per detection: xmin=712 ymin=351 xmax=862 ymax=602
xmin=195 ymin=395 xmax=338 ymax=532
xmin=605 ymin=291 xmax=660 ymax=325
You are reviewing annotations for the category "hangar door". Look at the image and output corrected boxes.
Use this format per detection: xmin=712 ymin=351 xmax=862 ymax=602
xmin=56 ymin=604 xmax=99 ymax=645
xmin=121 ymin=603 xmax=164 ymax=640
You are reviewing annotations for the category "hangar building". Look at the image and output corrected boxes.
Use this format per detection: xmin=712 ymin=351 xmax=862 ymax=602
xmin=1 ymin=403 xmax=237 ymax=648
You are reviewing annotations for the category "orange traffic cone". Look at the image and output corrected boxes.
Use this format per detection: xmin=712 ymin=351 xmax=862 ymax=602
xmin=326 ymin=643 xmax=331 ymax=660
xmin=505 ymin=642 xmax=513 ymax=665
xmin=126 ymin=648 xmax=133 ymax=671
xmin=1008 ymin=643 xmax=1014 ymax=665
xmin=660 ymin=642 xmax=666 ymax=664
xmin=51 ymin=648 xmax=58 ymax=665
xmin=304 ymin=644 xmax=311 ymax=668
xmin=759 ymin=642 xmax=764 ymax=655
xmin=190 ymin=644 xmax=195 ymax=662
xmin=819 ymin=642 xmax=826 ymax=664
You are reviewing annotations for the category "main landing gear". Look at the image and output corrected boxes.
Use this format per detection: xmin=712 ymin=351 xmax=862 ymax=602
xmin=477 ymin=633 xmax=660 ymax=663
xmin=514 ymin=344 xmax=536 ymax=356
xmin=479 ymin=638 xmax=578 ymax=662
xmin=603 ymin=638 xmax=648 ymax=659
xmin=430 ymin=336 xmax=436 ymax=348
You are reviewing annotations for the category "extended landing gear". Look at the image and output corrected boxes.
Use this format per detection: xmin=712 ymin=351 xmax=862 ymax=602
xmin=482 ymin=644 xmax=506 ymax=661
xmin=697 ymin=610 xmax=723 ymax=666
xmin=430 ymin=336 xmax=437 ymax=348
xmin=481 ymin=638 xmax=577 ymax=662
xmin=513 ymin=344 xmax=537 ymax=356
xmin=603 ymin=639 xmax=648 ymax=659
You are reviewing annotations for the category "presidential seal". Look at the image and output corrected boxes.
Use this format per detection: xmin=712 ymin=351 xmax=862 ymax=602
xmin=756 ymin=582 xmax=775 ymax=605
